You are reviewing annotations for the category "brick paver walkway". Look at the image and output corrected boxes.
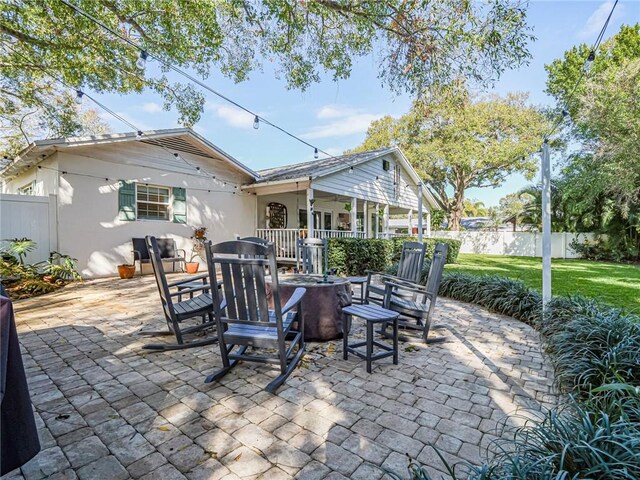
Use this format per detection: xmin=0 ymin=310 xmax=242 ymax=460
xmin=4 ymin=276 xmax=555 ymax=480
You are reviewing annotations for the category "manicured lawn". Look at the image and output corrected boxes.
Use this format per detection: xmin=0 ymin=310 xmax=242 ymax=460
xmin=445 ymin=254 xmax=640 ymax=311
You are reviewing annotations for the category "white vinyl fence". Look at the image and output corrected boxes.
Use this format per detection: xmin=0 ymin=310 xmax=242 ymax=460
xmin=0 ymin=194 xmax=58 ymax=264
xmin=431 ymin=230 xmax=595 ymax=259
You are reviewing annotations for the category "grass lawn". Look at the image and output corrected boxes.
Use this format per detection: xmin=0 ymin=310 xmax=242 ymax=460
xmin=445 ymin=254 xmax=640 ymax=312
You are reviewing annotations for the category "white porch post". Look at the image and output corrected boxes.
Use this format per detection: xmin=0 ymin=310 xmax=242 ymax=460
xmin=374 ymin=203 xmax=379 ymax=239
xmin=383 ymin=204 xmax=389 ymax=239
xmin=363 ymin=201 xmax=368 ymax=238
xmin=417 ymin=182 xmax=424 ymax=242
xmin=426 ymin=207 xmax=432 ymax=238
xmin=306 ymin=188 xmax=314 ymax=238
xmin=351 ymin=197 xmax=357 ymax=237
xmin=408 ymin=209 xmax=413 ymax=236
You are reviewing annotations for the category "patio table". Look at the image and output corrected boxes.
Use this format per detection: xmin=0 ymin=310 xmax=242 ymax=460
xmin=266 ymin=274 xmax=351 ymax=341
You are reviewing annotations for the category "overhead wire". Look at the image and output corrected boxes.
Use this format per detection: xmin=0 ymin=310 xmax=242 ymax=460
xmin=56 ymin=0 xmax=334 ymax=159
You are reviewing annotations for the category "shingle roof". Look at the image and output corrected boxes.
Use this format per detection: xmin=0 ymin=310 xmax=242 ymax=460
xmin=256 ymin=147 xmax=396 ymax=182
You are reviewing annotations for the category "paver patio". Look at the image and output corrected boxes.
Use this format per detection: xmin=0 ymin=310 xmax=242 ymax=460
xmin=4 ymin=276 xmax=555 ymax=480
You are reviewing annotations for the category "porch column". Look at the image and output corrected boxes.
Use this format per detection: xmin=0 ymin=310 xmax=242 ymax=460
xmin=426 ymin=207 xmax=432 ymax=237
xmin=374 ymin=203 xmax=379 ymax=239
xmin=351 ymin=197 xmax=357 ymax=236
xmin=363 ymin=201 xmax=368 ymax=238
xmin=408 ymin=209 xmax=413 ymax=236
xmin=417 ymin=182 xmax=424 ymax=242
xmin=306 ymin=188 xmax=314 ymax=237
xmin=383 ymin=204 xmax=389 ymax=239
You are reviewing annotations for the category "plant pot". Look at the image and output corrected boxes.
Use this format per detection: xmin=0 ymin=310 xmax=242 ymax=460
xmin=185 ymin=262 xmax=199 ymax=274
xmin=118 ymin=264 xmax=136 ymax=279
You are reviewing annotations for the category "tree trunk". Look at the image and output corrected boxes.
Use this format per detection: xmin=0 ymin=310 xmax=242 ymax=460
xmin=448 ymin=190 xmax=465 ymax=231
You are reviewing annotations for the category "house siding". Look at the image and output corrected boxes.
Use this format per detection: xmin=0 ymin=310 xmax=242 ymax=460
xmin=311 ymin=153 xmax=426 ymax=211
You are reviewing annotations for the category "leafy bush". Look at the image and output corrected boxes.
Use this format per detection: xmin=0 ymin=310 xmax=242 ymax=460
xmin=327 ymin=238 xmax=394 ymax=276
xmin=570 ymin=236 xmax=639 ymax=263
xmin=389 ymin=236 xmax=461 ymax=264
xmin=0 ymin=239 xmax=81 ymax=299
xmin=327 ymin=237 xmax=461 ymax=276
xmin=387 ymin=273 xmax=640 ymax=479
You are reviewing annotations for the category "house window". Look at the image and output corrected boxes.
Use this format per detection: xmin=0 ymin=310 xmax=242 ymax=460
xmin=137 ymin=184 xmax=170 ymax=221
xmin=18 ymin=181 xmax=35 ymax=195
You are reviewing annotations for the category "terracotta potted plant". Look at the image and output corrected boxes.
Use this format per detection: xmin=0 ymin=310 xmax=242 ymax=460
xmin=117 ymin=264 xmax=136 ymax=279
xmin=186 ymin=227 xmax=208 ymax=274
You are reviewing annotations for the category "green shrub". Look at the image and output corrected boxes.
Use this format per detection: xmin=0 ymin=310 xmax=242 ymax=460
xmin=389 ymin=236 xmax=461 ymax=264
xmin=327 ymin=238 xmax=394 ymax=275
xmin=571 ymin=236 xmax=640 ymax=263
xmin=327 ymin=236 xmax=461 ymax=276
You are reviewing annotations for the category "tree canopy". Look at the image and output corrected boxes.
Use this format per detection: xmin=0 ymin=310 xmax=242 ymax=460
xmin=1 ymin=0 xmax=534 ymax=156
xmin=544 ymin=24 xmax=639 ymax=260
xmin=350 ymin=91 xmax=550 ymax=230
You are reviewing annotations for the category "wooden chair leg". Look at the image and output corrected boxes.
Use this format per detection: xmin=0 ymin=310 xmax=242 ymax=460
xmin=366 ymin=321 xmax=373 ymax=374
xmin=343 ymin=315 xmax=350 ymax=360
xmin=393 ymin=317 xmax=399 ymax=365
xmin=265 ymin=341 xmax=305 ymax=393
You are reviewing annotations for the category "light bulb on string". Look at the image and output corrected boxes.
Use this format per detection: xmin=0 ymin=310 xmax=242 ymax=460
xmin=314 ymin=148 xmax=319 ymax=159
xmin=562 ymin=109 xmax=569 ymax=118
xmin=584 ymin=50 xmax=595 ymax=73
xmin=136 ymin=130 xmax=143 ymax=140
xmin=349 ymin=166 xmax=354 ymax=174
xmin=253 ymin=116 xmax=260 ymax=130
xmin=74 ymin=90 xmax=84 ymax=105
xmin=136 ymin=50 xmax=148 ymax=70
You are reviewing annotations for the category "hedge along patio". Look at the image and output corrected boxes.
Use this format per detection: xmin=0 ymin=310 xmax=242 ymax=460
xmin=327 ymin=237 xmax=462 ymax=275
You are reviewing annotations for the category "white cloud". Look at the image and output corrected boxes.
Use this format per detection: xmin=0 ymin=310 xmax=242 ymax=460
xmin=210 ymin=105 xmax=254 ymax=129
xmin=301 ymin=112 xmax=383 ymax=140
xmin=578 ymin=1 xmax=624 ymax=39
xmin=142 ymin=102 xmax=163 ymax=113
xmin=316 ymin=104 xmax=358 ymax=119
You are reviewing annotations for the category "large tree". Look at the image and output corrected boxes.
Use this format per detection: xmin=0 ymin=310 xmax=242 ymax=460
xmin=545 ymin=24 xmax=640 ymax=259
xmin=351 ymin=92 xmax=551 ymax=230
xmin=1 ymin=0 xmax=533 ymax=156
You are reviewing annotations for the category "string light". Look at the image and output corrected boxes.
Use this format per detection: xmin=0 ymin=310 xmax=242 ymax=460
xmin=584 ymin=50 xmax=596 ymax=73
xmin=253 ymin=116 xmax=260 ymax=130
xmin=562 ymin=109 xmax=569 ymax=118
xmin=314 ymin=148 xmax=319 ymax=159
xmin=136 ymin=130 xmax=143 ymax=140
xmin=349 ymin=166 xmax=354 ymax=174
xmin=136 ymin=50 xmax=148 ymax=70
xmin=74 ymin=90 xmax=84 ymax=105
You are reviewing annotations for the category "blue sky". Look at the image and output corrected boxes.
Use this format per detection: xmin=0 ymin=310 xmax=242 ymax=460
xmin=93 ymin=1 xmax=637 ymax=207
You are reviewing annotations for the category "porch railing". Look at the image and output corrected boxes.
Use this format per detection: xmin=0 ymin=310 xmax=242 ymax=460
xmin=255 ymin=228 xmax=366 ymax=261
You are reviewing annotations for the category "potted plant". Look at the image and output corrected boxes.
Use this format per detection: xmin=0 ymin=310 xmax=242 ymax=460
xmin=186 ymin=227 xmax=208 ymax=273
xmin=117 ymin=264 xmax=136 ymax=279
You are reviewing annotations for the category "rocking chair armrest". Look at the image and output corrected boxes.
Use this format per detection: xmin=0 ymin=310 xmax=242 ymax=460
xmin=169 ymin=284 xmax=212 ymax=296
xmin=176 ymin=248 xmax=187 ymax=260
xmin=132 ymin=249 xmax=142 ymax=262
xmin=282 ymin=287 xmax=307 ymax=315
xmin=167 ymin=273 xmax=208 ymax=287
xmin=383 ymin=280 xmax=429 ymax=296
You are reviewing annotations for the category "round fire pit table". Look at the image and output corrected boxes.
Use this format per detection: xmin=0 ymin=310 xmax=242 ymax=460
xmin=266 ymin=274 xmax=352 ymax=341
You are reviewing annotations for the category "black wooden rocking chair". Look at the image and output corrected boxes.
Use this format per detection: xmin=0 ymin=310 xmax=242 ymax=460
xmin=141 ymin=235 xmax=220 ymax=350
xmin=365 ymin=241 xmax=426 ymax=306
xmin=380 ymin=243 xmax=449 ymax=343
xmin=204 ymin=240 xmax=306 ymax=393
xmin=297 ymin=237 xmax=337 ymax=275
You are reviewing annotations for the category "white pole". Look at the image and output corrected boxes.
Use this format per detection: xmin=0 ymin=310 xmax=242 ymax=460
xmin=417 ymin=183 xmax=424 ymax=242
xmin=541 ymin=140 xmax=552 ymax=312
xmin=306 ymin=188 xmax=314 ymax=238
xmin=351 ymin=197 xmax=357 ymax=236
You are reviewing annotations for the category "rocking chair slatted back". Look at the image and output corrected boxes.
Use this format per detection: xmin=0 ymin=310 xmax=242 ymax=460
xmin=297 ymin=237 xmax=328 ymax=274
xmin=207 ymin=240 xmax=282 ymax=328
xmin=425 ymin=242 xmax=448 ymax=301
xmin=146 ymin=236 xmax=175 ymax=315
xmin=396 ymin=241 xmax=427 ymax=283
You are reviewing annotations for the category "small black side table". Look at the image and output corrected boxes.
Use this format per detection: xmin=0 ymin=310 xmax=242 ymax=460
xmin=342 ymin=304 xmax=399 ymax=373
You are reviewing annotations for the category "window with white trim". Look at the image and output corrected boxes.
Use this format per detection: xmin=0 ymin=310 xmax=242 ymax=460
xmin=18 ymin=181 xmax=35 ymax=195
xmin=136 ymin=184 xmax=170 ymax=221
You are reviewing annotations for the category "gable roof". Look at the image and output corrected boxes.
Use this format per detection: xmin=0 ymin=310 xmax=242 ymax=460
xmin=256 ymin=147 xmax=395 ymax=183
xmin=1 ymin=128 xmax=258 ymax=179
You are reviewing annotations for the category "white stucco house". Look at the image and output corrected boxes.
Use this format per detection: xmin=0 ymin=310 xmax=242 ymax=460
xmin=0 ymin=128 xmax=440 ymax=277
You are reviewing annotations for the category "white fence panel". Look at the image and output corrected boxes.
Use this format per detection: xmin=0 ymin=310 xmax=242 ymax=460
xmin=432 ymin=230 xmax=594 ymax=259
xmin=0 ymin=194 xmax=57 ymax=264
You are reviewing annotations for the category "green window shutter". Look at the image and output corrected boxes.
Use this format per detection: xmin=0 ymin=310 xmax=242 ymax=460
xmin=118 ymin=180 xmax=136 ymax=221
xmin=172 ymin=187 xmax=187 ymax=224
